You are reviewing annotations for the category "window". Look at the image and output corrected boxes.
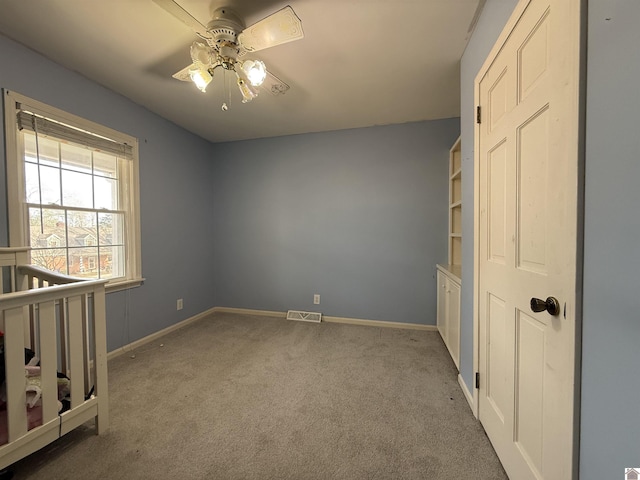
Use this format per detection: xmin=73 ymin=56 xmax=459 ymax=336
xmin=4 ymin=90 xmax=142 ymax=291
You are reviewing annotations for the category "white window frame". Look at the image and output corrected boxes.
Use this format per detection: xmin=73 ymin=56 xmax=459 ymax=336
xmin=3 ymin=90 xmax=143 ymax=292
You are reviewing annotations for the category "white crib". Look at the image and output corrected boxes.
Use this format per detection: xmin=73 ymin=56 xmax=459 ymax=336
xmin=0 ymin=247 xmax=109 ymax=470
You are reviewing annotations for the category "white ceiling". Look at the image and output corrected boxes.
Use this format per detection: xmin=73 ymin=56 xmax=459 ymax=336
xmin=0 ymin=0 xmax=481 ymax=143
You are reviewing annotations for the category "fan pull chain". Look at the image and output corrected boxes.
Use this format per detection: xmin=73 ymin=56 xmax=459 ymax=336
xmin=32 ymin=116 xmax=45 ymax=234
xmin=221 ymin=69 xmax=229 ymax=111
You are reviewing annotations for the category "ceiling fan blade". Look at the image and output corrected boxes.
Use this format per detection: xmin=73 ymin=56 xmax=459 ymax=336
xmin=172 ymin=64 xmax=195 ymax=82
xmin=153 ymin=0 xmax=211 ymax=39
xmin=238 ymin=6 xmax=304 ymax=53
xmin=261 ymin=70 xmax=290 ymax=96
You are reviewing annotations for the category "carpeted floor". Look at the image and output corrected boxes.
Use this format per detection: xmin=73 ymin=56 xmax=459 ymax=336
xmin=9 ymin=312 xmax=507 ymax=479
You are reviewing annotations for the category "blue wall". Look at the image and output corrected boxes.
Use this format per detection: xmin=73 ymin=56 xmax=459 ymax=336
xmin=0 ymin=34 xmax=216 ymax=351
xmin=211 ymin=121 xmax=459 ymax=324
xmin=580 ymin=0 xmax=640 ymax=476
xmin=458 ymin=0 xmax=519 ymax=394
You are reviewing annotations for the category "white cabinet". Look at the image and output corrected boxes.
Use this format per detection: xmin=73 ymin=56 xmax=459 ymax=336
xmin=437 ymin=265 xmax=461 ymax=370
xmin=437 ymin=136 xmax=462 ymax=369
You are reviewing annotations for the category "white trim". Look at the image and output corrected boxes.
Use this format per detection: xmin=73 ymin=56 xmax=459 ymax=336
xmin=127 ymin=138 xmax=143 ymax=286
xmin=212 ymin=307 xmax=438 ymax=330
xmin=4 ymin=89 xmax=25 ymax=248
xmin=472 ymin=74 xmax=481 ymax=429
xmin=323 ymin=315 xmax=437 ymax=331
xmin=212 ymin=307 xmax=286 ymax=318
xmin=458 ymin=373 xmax=477 ymax=417
xmin=107 ymin=307 xmax=216 ymax=360
xmin=105 ymin=277 xmax=145 ymax=294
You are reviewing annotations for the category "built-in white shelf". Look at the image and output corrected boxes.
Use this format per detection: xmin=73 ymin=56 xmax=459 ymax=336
xmin=448 ymin=136 xmax=462 ymax=266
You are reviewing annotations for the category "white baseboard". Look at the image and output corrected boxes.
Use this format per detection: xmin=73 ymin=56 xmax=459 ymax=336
xmin=212 ymin=307 xmax=437 ymax=330
xmin=323 ymin=315 xmax=437 ymax=331
xmin=107 ymin=307 xmax=438 ymax=360
xmin=107 ymin=307 xmax=217 ymax=360
xmin=212 ymin=306 xmax=286 ymax=318
xmin=458 ymin=373 xmax=477 ymax=417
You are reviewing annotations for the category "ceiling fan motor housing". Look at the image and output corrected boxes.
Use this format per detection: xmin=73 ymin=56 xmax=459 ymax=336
xmin=206 ymin=7 xmax=244 ymax=47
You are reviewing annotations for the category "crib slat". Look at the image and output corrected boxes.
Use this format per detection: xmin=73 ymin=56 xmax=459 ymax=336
xmin=91 ymin=285 xmax=109 ymax=433
xmin=9 ymin=266 xmax=15 ymax=293
xmin=4 ymin=307 xmax=28 ymax=442
xmin=38 ymin=300 xmax=58 ymax=424
xmin=81 ymin=295 xmax=91 ymax=397
xmin=67 ymin=295 xmax=85 ymax=409
xmin=57 ymin=299 xmax=67 ymax=376
xmin=26 ymin=304 xmax=35 ymax=351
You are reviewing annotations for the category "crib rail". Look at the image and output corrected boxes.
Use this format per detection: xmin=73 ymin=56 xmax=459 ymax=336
xmin=18 ymin=264 xmax=87 ymax=287
xmin=18 ymin=264 xmax=89 ymax=367
xmin=0 ymin=248 xmax=109 ymax=469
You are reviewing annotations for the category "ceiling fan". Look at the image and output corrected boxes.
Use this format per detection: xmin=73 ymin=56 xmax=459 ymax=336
xmin=153 ymin=0 xmax=304 ymax=109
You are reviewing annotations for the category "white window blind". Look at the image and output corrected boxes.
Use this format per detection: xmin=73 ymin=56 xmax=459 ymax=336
xmin=16 ymin=109 xmax=134 ymax=159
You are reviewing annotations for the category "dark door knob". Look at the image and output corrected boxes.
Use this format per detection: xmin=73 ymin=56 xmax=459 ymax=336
xmin=530 ymin=296 xmax=560 ymax=316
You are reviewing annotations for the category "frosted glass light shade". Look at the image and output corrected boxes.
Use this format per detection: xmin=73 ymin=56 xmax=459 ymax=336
xmin=189 ymin=67 xmax=212 ymax=92
xmin=190 ymin=41 xmax=211 ymax=65
xmin=241 ymin=60 xmax=267 ymax=87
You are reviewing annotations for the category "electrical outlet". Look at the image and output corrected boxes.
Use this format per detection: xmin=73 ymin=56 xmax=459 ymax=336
xmin=177 ymin=298 xmax=183 ymax=310
xmin=313 ymin=294 xmax=320 ymax=305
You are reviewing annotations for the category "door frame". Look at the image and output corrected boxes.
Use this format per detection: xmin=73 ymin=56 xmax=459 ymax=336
xmin=470 ymin=0 xmax=587 ymax=476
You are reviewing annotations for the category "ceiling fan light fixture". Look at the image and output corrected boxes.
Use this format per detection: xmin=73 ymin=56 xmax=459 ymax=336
xmin=190 ymin=41 xmax=212 ymax=65
xmin=241 ymin=60 xmax=267 ymax=87
xmin=159 ymin=1 xmax=304 ymax=107
xmin=189 ymin=66 xmax=213 ymax=92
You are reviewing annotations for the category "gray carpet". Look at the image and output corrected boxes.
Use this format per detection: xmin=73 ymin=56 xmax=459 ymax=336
xmin=9 ymin=312 xmax=507 ymax=479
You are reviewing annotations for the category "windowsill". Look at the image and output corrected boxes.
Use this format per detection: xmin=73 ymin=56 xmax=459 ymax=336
xmin=106 ymin=277 xmax=145 ymax=294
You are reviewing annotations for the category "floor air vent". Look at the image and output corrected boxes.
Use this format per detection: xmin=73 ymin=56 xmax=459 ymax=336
xmin=286 ymin=310 xmax=322 ymax=323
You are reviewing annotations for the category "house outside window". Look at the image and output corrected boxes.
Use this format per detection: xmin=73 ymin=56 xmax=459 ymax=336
xmin=4 ymin=90 xmax=143 ymax=291
xmin=46 ymin=235 xmax=61 ymax=248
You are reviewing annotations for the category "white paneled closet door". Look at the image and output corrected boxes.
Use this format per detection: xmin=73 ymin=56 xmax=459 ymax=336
xmin=476 ymin=0 xmax=582 ymax=478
